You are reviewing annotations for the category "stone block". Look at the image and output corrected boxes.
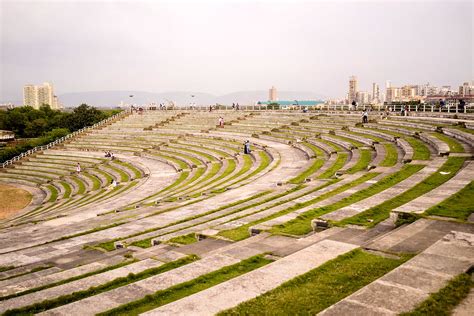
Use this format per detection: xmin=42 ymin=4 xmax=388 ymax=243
xmin=311 ymin=219 xmax=329 ymax=230
xmin=248 ymin=227 xmax=261 ymax=236
xmin=151 ymin=239 xmax=161 ymax=247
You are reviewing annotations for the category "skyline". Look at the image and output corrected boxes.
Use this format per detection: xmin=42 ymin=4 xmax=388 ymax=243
xmin=1 ymin=0 xmax=472 ymax=102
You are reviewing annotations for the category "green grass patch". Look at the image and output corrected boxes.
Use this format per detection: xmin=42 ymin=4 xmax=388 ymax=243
xmin=105 ymin=164 xmax=129 ymax=182
xmin=366 ymin=127 xmax=430 ymax=160
xmin=289 ymin=158 xmax=325 ymax=183
xmin=317 ymin=138 xmax=344 ymax=152
xmin=347 ymin=149 xmax=372 ymax=173
xmin=168 ymin=233 xmax=198 ymax=245
xmin=94 ymin=168 xmax=114 ymax=184
xmin=379 ymin=143 xmax=398 ymax=167
xmin=406 ymin=137 xmax=431 ymax=160
xmin=3 ymin=255 xmax=198 ymax=315
xmin=83 ymin=173 xmax=101 ymax=190
xmin=58 ymin=181 xmax=72 ymax=199
xmin=46 ymin=184 xmax=58 ymax=202
xmin=273 ymin=164 xmax=424 ymax=235
xmin=98 ymin=255 xmax=273 ymax=316
xmin=425 ymin=181 xmax=473 ymax=221
xmin=317 ymin=153 xmax=348 ymax=179
xmin=71 ymin=176 xmax=86 ymax=194
xmin=340 ymin=157 xmax=466 ymax=227
xmin=431 ymin=132 xmax=465 ymax=153
xmin=0 ymin=265 xmax=15 ymax=273
xmin=113 ymin=160 xmax=143 ymax=179
xmin=219 ymin=249 xmax=410 ymax=316
xmin=401 ymin=273 xmax=473 ymax=316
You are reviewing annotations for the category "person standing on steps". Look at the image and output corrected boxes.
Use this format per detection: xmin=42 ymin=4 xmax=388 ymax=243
xmin=362 ymin=109 xmax=368 ymax=123
xmin=76 ymin=163 xmax=81 ymax=173
xmin=244 ymin=140 xmax=251 ymax=154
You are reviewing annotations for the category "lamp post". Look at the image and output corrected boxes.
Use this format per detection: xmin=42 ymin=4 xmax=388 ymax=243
xmin=129 ymin=95 xmax=134 ymax=113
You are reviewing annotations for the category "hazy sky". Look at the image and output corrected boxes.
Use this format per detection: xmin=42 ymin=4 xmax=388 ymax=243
xmin=1 ymin=0 xmax=472 ymax=101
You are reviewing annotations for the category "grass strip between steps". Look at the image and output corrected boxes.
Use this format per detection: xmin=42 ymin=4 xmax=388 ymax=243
xmin=0 ymin=259 xmax=137 ymax=301
xmin=346 ymin=149 xmax=372 ymax=174
xmin=401 ymin=272 xmax=473 ymax=316
xmin=425 ymin=181 xmax=474 ymax=221
xmin=379 ymin=142 xmax=398 ymax=167
xmin=317 ymin=153 xmax=348 ymax=179
xmin=218 ymin=249 xmax=410 ymax=315
xmin=338 ymin=157 xmax=466 ymax=227
xmin=431 ymin=132 xmax=465 ymax=153
xmin=97 ymin=255 xmax=273 ymax=316
xmin=0 ymin=265 xmax=52 ymax=282
xmin=3 ymin=255 xmax=198 ymax=315
xmin=365 ymin=127 xmax=431 ymax=160
xmin=167 ymin=233 xmax=198 ymax=245
xmin=289 ymin=142 xmax=325 ymax=184
xmin=272 ymin=164 xmax=424 ymax=236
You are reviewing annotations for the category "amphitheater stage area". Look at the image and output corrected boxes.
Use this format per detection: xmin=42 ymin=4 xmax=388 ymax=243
xmin=0 ymin=109 xmax=473 ymax=315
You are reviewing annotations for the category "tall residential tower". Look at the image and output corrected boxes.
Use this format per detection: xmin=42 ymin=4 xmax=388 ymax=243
xmin=348 ymin=76 xmax=358 ymax=103
xmin=269 ymin=86 xmax=277 ymax=102
xmin=23 ymin=82 xmax=60 ymax=109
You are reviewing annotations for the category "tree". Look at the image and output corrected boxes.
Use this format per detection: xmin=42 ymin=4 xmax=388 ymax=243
xmin=66 ymin=104 xmax=107 ymax=131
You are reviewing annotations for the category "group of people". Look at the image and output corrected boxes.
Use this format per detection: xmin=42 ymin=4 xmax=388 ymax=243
xmin=232 ymin=103 xmax=240 ymax=110
xmin=104 ymin=151 xmax=115 ymax=160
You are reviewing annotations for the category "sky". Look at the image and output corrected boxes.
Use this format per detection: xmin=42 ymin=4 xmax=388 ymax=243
xmin=0 ymin=0 xmax=472 ymax=102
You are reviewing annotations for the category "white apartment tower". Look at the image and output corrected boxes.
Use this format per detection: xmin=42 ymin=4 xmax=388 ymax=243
xmin=23 ymin=82 xmax=59 ymax=110
xmin=349 ymin=76 xmax=358 ymax=103
xmin=269 ymin=86 xmax=278 ymax=102
xmin=372 ymin=83 xmax=380 ymax=103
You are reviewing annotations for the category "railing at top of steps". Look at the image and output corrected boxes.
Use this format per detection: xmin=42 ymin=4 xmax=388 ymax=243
xmin=1 ymin=111 xmax=127 ymax=168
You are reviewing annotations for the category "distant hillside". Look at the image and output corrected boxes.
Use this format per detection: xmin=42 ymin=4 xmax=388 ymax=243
xmin=57 ymin=90 xmax=325 ymax=107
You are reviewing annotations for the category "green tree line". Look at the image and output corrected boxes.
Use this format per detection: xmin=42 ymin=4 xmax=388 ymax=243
xmin=0 ymin=104 xmax=121 ymax=163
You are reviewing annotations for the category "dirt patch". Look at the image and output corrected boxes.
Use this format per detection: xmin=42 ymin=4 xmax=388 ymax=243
xmin=0 ymin=183 xmax=32 ymax=219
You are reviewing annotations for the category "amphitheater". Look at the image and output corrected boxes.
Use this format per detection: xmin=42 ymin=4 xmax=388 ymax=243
xmin=0 ymin=108 xmax=473 ymax=315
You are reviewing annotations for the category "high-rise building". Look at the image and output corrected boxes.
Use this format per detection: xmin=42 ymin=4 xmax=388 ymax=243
xmin=348 ymin=76 xmax=358 ymax=103
xmin=356 ymin=91 xmax=370 ymax=105
xmin=401 ymin=85 xmax=416 ymax=99
xmin=372 ymin=83 xmax=380 ymax=103
xmin=386 ymin=87 xmax=401 ymax=103
xmin=269 ymin=86 xmax=277 ymax=102
xmin=459 ymin=82 xmax=474 ymax=96
xmin=23 ymin=82 xmax=60 ymax=109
